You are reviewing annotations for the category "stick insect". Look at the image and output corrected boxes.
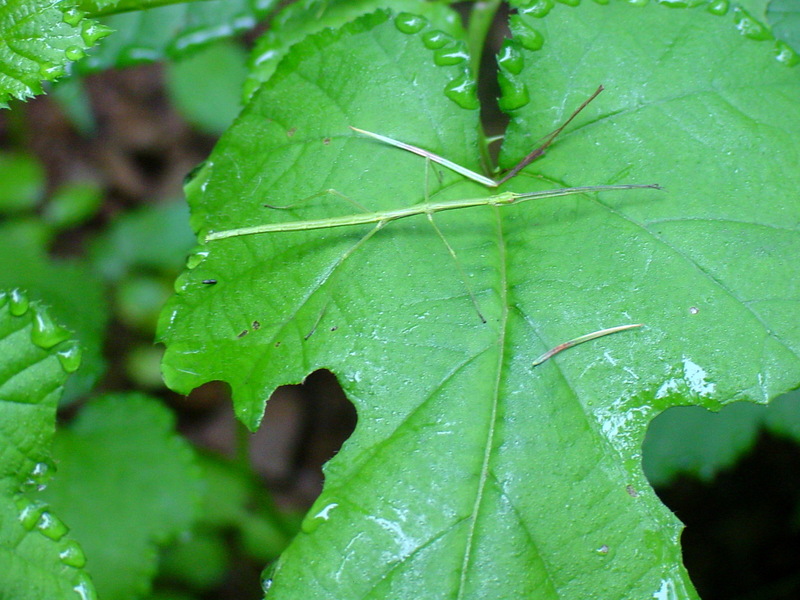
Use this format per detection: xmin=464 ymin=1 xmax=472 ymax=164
xmin=205 ymin=85 xmax=658 ymax=364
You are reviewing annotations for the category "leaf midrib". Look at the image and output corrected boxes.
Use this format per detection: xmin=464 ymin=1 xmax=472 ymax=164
xmin=456 ymin=205 xmax=509 ymax=599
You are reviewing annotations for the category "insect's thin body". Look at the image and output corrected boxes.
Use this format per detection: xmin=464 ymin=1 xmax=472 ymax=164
xmin=205 ymin=186 xmax=657 ymax=241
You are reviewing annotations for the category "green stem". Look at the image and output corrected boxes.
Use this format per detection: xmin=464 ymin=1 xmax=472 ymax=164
xmin=466 ymin=0 xmax=503 ymax=82
xmin=466 ymin=0 xmax=504 ymax=176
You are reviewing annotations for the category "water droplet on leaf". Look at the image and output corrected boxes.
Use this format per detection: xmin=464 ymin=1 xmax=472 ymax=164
xmin=301 ymin=501 xmax=339 ymax=534
xmin=510 ymin=15 xmax=544 ymax=51
xmin=498 ymin=72 xmax=530 ymax=111
xmin=421 ymin=30 xmax=452 ymax=49
xmin=65 ymin=46 xmax=85 ymax=62
xmin=733 ymin=7 xmax=770 ymax=40
xmin=62 ymin=7 xmax=84 ymax=26
xmin=444 ymin=74 xmax=480 ymax=110
xmin=37 ymin=511 xmax=70 ymax=541
xmin=706 ymin=0 xmax=728 ymax=15
xmin=775 ymin=41 xmax=799 ymax=66
xmin=16 ymin=496 xmax=48 ymax=530
xmin=31 ymin=306 xmax=71 ymax=349
xmin=80 ymin=21 xmax=111 ymax=46
xmin=433 ymin=41 xmax=469 ymax=66
xmin=520 ymin=0 xmax=554 ymax=17
xmin=72 ymin=572 xmax=98 ymax=600
xmin=394 ymin=12 xmax=427 ymax=34
xmin=59 ymin=540 xmax=87 ymax=568
xmin=9 ymin=289 xmax=29 ymax=316
xmin=57 ymin=342 xmax=82 ymax=373
xmin=497 ymin=41 xmax=524 ymax=75
xmin=186 ymin=249 xmax=209 ymax=269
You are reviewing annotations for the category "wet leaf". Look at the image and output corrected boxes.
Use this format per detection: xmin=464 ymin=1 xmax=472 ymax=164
xmin=160 ymin=5 xmax=800 ymax=599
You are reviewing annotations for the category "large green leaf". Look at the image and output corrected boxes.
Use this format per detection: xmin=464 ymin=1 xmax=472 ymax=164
xmin=39 ymin=393 xmax=202 ymax=600
xmin=160 ymin=5 xmax=800 ymax=598
xmin=0 ymin=292 xmax=94 ymax=600
xmin=0 ymin=0 xmax=108 ymax=107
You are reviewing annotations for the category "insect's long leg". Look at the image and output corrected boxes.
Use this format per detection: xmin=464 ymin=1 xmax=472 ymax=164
xmin=302 ymin=220 xmax=386 ymax=339
xmin=496 ymin=85 xmax=604 ymax=186
xmin=265 ymin=188 xmax=371 ymax=213
xmin=425 ymin=212 xmax=487 ymax=324
xmin=420 ymin=156 xmax=487 ymax=323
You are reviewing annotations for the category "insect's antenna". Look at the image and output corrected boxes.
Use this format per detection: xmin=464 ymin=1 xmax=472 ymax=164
xmin=425 ymin=213 xmax=487 ymax=324
xmin=496 ymin=85 xmax=605 ymax=186
xmin=264 ymin=189 xmax=371 ymax=213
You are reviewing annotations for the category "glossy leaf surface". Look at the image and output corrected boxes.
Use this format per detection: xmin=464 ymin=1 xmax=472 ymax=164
xmin=160 ymin=5 xmax=800 ymax=599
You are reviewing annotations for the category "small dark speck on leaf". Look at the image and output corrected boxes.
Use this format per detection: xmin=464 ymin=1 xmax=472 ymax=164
xmin=323 ymin=137 xmax=331 ymax=145
xmin=238 ymin=330 xmax=248 ymax=338
xmin=202 ymin=279 xmax=217 ymax=285
xmin=252 ymin=320 xmax=261 ymax=330
xmin=330 ymin=326 xmax=338 ymax=332
xmin=626 ymin=485 xmax=639 ymax=497
xmin=287 ymin=127 xmax=296 ymax=137
xmin=275 ymin=341 xmax=281 ymax=347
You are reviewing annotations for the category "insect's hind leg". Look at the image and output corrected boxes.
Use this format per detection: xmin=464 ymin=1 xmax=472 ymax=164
xmin=425 ymin=212 xmax=487 ymax=324
xmin=302 ymin=220 xmax=387 ymax=339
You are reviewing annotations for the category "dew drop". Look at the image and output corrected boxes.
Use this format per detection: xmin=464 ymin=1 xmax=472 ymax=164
xmin=62 ymin=7 xmax=84 ymax=26
xmin=261 ymin=563 xmax=278 ymax=595
xmin=57 ymin=342 xmax=82 ymax=373
xmin=80 ymin=21 xmax=110 ymax=46
xmin=557 ymin=0 xmax=580 ymax=7
xmin=9 ymin=288 xmax=29 ymax=316
xmin=510 ymin=15 xmax=544 ymax=51
xmin=16 ymin=496 xmax=48 ymax=531
xmin=37 ymin=511 xmax=70 ymax=541
xmin=186 ymin=249 xmax=209 ymax=269
xmin=733 ymin=7 xmax=770 ymax=40
xmin=421 ymin=29 xmax=452 ymax=50
xmin=592 ymin=0 xmax=610 ymax=5
xmin=498 ymin=72 xmax=530 ymax=111
xmin=626 ymin=0 xmax=649 ymax=6
xmin=520 ymin=0 xmax=554 ymax=17
xmin=497 ymin=41 xmax=524 ymax=75
xmin=73 ymin=572 xmax=98 ymax=600
xmin=394 ymin=12 xmax=427 ymax=34
xmin=59 ymin=539 xmax=87 ymax=568
xmin=65 ymin=46 xmax=85 ymax=62
xmin=31 ymin=307 xmax=71 ymax=349
xmin=39 ymin=62 xmax=66 ymax=79
xmin=262 ymin=577 xmax=273 ymax=594
xmin=706 ymin=0 xmax=728 ymax=15
xmin=443 ymin=74 xmax=480 ymax=110
xmin=775 ymin=41 xmax=800 ymax=66
xmin=29 ymin=461 xmax=54 ymax=488
xmin=433 ymin=41 xmax=469 ymax=66
xmin=301 ymin=501 xmax=339 ymax=534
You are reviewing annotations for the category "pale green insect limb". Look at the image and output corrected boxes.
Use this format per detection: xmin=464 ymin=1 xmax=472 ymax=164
xmin=531 ymin=323 xmax=644 ymax=367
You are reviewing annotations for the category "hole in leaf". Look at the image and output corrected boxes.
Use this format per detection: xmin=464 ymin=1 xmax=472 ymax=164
xmin=251 ymin=369 xmax=357 ymax=506
xmin=643 ymin=394 xmax=800 ymax=600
